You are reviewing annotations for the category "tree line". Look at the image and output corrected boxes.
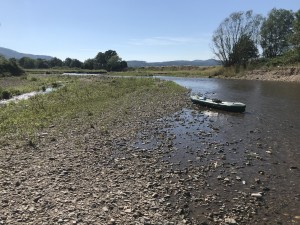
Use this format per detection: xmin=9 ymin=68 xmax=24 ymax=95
xmin=0 ymin=50 xmax=127 ymax=76
xmin=212 ymin=8 xmax=300 ymax=67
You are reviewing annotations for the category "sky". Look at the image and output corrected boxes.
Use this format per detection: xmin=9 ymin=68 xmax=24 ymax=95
xmin=1 ymin=0 xmax=300 ymax=62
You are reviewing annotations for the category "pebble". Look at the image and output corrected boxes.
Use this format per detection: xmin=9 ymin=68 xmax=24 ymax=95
xmin=1 ymin=87 xmax=296 ymax=225
xmin=251 ymin=193 xmax=263 ymax=198
xmin=225 ymin=217 xmax=237 ymax=224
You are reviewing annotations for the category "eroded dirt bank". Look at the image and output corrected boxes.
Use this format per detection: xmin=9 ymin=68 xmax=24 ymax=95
xmin=0 ymin=89 xmax=299 ymax=224
xmin=238 ymin=67 xmax=300 ymax=82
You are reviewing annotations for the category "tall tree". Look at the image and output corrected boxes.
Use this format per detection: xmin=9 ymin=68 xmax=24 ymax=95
xmin=212 ymin=10 xmax=263 ymax=67
xmin=93 ymin=50 xmax=127 ymax=71
xmin=35 ymin=58 xmax=49 ymax=69
xmin=104 ymin=50 xmax=117 ymax=62
xmin=290 ymin=9 xmax=300 ymax=56
xmin=69 ymin=59 xmax=83 ymax=68
xmin=83 ymin=58 xmax=95 ymax=70
xmin=230 ymin=34 xmax=258 ymax=68
xmin=94 ymin=52 xmax=106 ymax=69
xmin=260 ymin=8 xmax=295 ymax=58
xmin=49 ymin=57 xmax=63 ymax=67
xmin=19 ymin=57 xmax=35 ymax=69
xmin=63 ymin=58 xmax=72 ymax=67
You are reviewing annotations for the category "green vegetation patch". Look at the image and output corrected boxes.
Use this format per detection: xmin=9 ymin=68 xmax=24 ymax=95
xmin=112 ymin=66 xmax=223 ymax=78
xmin=0 ymin=75 xmax=186 ymax=141
xmin=0 ymin=56 xmax=24 ymax=77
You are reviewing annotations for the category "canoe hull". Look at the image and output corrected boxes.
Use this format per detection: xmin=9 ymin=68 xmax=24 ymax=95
xmin=191 ymin=95 xmax=246 ymax=113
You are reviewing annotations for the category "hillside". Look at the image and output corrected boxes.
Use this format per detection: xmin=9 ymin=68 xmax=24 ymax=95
xmin=127 ymin=59 xmax=220 ymax=67
xmin=0 ymin=47 xmax=52 ymax=60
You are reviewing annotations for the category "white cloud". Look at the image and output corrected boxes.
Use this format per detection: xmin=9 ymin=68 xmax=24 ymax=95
xmin=128 ymin=36 xmax=210 ymax=46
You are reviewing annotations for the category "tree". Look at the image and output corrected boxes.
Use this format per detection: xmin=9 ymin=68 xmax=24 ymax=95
xmin=290 ymin=9 xmax=300 ymax=56
xmin=104 ymin=50 xmax=117 ymax=62
xmin=83 ymin=58 xmax=95 ymax=69
xmin=94 ymin=52 xmax=106 ymax=69
xmin=106 ymin=55 xmax=122 ymax=71
xmin=69 ymin=59 xmax=83 ymax=68
xmin=35 ymin=58 xmax=49 ymax=69
xmin=19 ymin=57 xmax=35 ymax=69
xmin=63 ymin=57 xmax=72 ymax=67
xmin=260 ymin=8 xmax=295 ymax=58
xmin=212 ymin=10 xmax=263 ymax=67
xmin=49 ymin=57 xmax=63 ymax=67
xmin=230 ymin=34 xmax=258 ymax=68
xmin=93 ymin=50 xmax=127 ymax=71
xmin=120 ymin=61 xmax=128 ymax=70
xmin=0 ymin=55 xmax=24 ymax=77
xmin=9 ymin=58 xmax=17 ymax=64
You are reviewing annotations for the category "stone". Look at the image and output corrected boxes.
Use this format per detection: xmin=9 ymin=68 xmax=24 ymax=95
xmin=102 ymin=206 xmax=109 ymax=212
xmin=251 ymin=192 xmax=263 ymax=198
xmin=225 ymin=217 xmax=237 ymax=224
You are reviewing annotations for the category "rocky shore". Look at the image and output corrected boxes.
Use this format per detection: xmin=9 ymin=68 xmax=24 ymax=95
xmin=0 ymin=78 xmax=299 ymax=225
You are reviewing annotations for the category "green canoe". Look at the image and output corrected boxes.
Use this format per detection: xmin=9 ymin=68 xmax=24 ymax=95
xmin=190 ymin=95 xmax=246 ymax=113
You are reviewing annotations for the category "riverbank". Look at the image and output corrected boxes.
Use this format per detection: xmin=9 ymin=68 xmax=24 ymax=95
xmin=227 ymin=66 xmax=300 ymax=82
xmin=0 ymin=75 xmax=299 ymax=224
xmin=0 ymin=75 xmax=191 ymax=224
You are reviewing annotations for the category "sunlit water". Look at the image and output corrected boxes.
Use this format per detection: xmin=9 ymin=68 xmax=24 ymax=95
xmin=0 ymin=87 xmax=55 ymax=106
xmin=157 ymin=76 xmax=300 ymax=150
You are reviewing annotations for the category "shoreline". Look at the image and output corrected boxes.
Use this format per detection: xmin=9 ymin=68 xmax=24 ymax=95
xmin=226 ymin=66 xmax=300 ymax=83
xmin=0 ymin=76 xmax=299 ymax=224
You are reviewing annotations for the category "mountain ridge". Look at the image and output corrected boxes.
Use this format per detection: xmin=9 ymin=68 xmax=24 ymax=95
xmin=0 ymin=47 xmax=219 ymax=67
xmin=0 ymin=47 xmax=52 ymax=60
xmin=127 ymin=59 xmax=220 ymax=67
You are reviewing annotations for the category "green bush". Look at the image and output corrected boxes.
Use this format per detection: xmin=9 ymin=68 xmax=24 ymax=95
xmin=0 ymin=56 xmax=24 ymax=77
xmin=1 ymin=90 xmax=11 ymax=100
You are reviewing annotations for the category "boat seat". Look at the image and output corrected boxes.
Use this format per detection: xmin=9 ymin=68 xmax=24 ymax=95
xmin=212 ymin=98 xmax=222 ymax=103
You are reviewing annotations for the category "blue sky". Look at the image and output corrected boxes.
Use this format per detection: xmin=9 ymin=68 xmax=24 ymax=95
xmin=1 ymin=0 xmax=300 ymax=62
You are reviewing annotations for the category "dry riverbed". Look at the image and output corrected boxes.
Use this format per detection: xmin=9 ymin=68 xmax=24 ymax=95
xmin=0 ymin=76 xmax=299 ymax=225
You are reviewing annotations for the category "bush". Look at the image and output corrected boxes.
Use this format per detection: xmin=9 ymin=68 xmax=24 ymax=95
xmin=1 ymin=90 xmax=11 ymax=100
xmin=0 ymin=56 xmax=24 ymax=77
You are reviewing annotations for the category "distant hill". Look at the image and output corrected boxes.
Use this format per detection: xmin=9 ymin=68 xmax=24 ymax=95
xmin=127 ymin=59 xmax=220 ymax=67
xmin=0 ymin=47 xmax=52 ymax=60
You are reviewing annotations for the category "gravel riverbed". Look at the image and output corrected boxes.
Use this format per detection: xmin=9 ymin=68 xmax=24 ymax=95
xmin=0 ymin=89 xmax=299 ymax=225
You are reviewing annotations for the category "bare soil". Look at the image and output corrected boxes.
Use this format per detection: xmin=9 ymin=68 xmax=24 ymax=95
xmin=238 ymin=67 xmax=300 ymax=82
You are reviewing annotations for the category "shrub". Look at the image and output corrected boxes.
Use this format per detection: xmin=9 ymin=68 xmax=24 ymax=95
xmin=1 ymin=90 xmax=11 ymax=100
xmin=0 ymin=56 xmax=24 ymax=77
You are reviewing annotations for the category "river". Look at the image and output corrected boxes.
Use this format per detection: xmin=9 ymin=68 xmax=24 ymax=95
xmin=157 ymin=76 xmax=300 ymax=159
xmin=141 ymin=76 xmax=300 ymax=222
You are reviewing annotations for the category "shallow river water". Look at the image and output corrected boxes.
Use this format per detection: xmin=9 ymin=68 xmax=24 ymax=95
xmin=136 ymin=76 xmax=300 ymax=222
xmin=158 ymin=76 xmax=300 ymax=160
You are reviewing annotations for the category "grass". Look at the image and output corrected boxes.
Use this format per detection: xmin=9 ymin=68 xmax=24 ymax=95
xmin=0 ymin=74 xmax=72 ymax=99
xmin=25 ymin=68 xmax=107 ymax=74
xmin=111 ymin=66 xmax=224 ymax=77
xmin=24 ymin=66 xmax=224 ymax=78
xmin=0 ymin=75 xmax=187 ymax=142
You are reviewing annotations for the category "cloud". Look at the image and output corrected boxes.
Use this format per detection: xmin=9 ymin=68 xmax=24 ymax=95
xmin=128 ymin=36 xmax=209 ymax=46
